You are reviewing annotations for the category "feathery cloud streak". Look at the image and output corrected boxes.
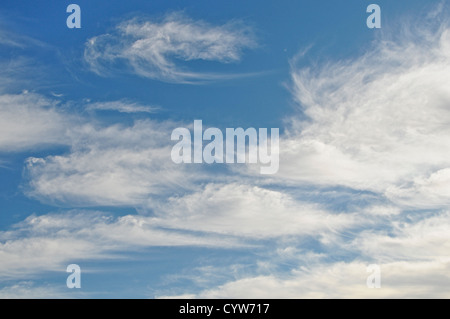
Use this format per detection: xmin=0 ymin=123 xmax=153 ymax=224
xmin=84 ymin=13 xmax=256 ymax=83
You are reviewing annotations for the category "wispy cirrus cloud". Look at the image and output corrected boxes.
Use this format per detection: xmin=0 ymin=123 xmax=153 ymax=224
xmin=3 ymin=3 xmax=450 ymax=299
xmin=0 ymin=210 xmax=244 ymax=280
xmin=160 ymin=209 xmax=450 ymax=299
xmin=274 ymin=20 xmax=450 ymax=206
xmin=84 ymin=13 xmax=256 ymax=83
xmin=25 ymin=120 xmax=206 ymax=207
xmin=150 ymin=183 xmax=359 ymax=239
xmin=385 ymin=168 xmax=450 ymax=209
xmin=0 ymin=28 xmax=23 ymax=48
xmin=0 ymin=25 xmax=47 ymax=49
xmin=152 ymin=10 xmax=450 ymax=298
xmin=85 ymin=100 xmax=159 ymax=114
xmin=163 ymin=259 xmax=450 ymax=298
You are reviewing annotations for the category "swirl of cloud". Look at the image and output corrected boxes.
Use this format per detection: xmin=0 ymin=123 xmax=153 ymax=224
xmin=84 ymin=13 xmax=256 ymax=83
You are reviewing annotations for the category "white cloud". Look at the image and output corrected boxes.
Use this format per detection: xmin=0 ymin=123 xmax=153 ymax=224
xmin=84 ymin=13 xmax=256 ymax=83
xmin=166 ymin=259 xmax=450 ymax=298
xmin=86 ymin=100 xmax=159 ymax=113
xmin=0 ymin=183 xmax=359 ymax=282
xmin=151 ymin=183 xmax=359 ymax=239
xmin=386 ymin=168 xmax=450 ymax=208
xmin=351 ymin=211 xmax=450 ymax=262
xmin=0 ymin=211 xmax=243 ymax=280
xmin=26 ymin=120 xmax=206 ymax=206
xmin=0 ymin=92 xmax=70 ymax=152
xmin=4 ymin=7 xmax=450 ymax=298
xmin=274 ymin=22 xmax=450 ymax=206
xmin=160 ymin=209 xmax=450 ymax=298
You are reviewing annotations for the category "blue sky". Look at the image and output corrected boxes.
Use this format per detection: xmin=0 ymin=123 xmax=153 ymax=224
xmin=1 ymin=0 xmax=450 ymax=298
